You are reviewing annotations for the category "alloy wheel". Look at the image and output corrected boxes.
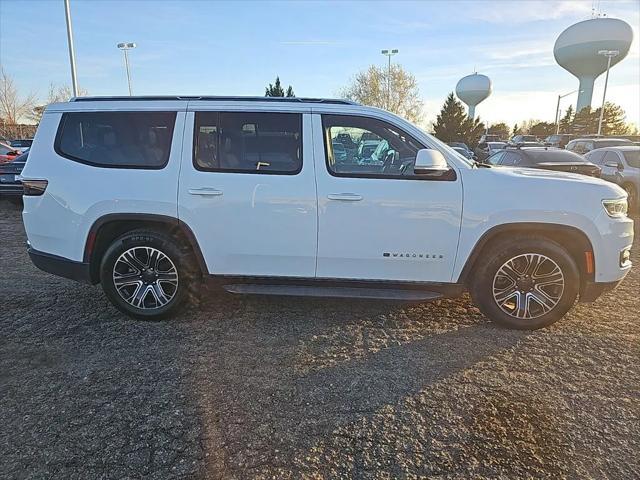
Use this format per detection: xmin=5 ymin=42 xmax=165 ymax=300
xmin=492 ymin=253 xmax=565 ymax=320
xmin=112 ymin=246 xmax=179 ymax=310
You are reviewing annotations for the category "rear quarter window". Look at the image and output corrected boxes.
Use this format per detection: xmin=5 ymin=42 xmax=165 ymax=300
xmin=55 ymin=111 xmax=177 ymax=169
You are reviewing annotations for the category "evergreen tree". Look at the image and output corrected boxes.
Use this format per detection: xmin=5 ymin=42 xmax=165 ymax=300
xmin=571 ymin=106 xmax=594 ymax=136
xmin=265 ymin=76 xmax=295 ymax=97
xmin=487 ymin=122 xmax=510 ymax=139
xmin=512 ymin=123 xmax=520 ymax=136
xmin=592 ymin=102 xmax=629 ymax=136
xmin=432 ymin=93 xmax=485 ymax=147
xmin=558 ymin=104 xmax=574 ymax=133
xmin=529 ymin=121 xmax=556 ymax=138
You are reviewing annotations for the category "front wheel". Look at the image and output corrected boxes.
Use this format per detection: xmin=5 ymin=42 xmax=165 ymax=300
xmin=623 ymin=183 xmax=637 ymax=213
xmin=100 ymin=230 xmax=194 ymax=319
xmin=470 ymin=236 xmax=580 ymax=330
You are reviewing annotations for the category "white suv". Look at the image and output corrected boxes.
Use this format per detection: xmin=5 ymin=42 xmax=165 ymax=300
xmin=20 ymin=96 xmax=633 ymax=329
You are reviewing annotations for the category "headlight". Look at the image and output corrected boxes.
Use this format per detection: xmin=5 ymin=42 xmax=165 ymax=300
xmin=602 ymin=198 xmax=628 ymax=218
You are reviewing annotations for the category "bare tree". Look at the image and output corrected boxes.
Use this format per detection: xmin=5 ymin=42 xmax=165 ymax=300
xmin=31 ymin=83 xmax=89 ymax=122
xmin=340 ymin=64 xmax=423 ymax=123
xmin=0 ymin=68 xmax=37 ymax=124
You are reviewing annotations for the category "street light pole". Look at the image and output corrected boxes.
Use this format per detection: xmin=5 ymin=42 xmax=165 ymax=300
xmin=381 ymin=49 xmax=398 ymax=110
xmin=597 ymin=49 xmax=619 ymax=136
xmin=63 ymin=0 xmax=79 ymax=97
xmin=554 ymin=89 xmax=577 ymax=134
xmin=117 ymin=42 xmax=137 ymax=96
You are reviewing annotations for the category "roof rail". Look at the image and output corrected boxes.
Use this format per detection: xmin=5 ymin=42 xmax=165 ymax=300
xmin=71 ymin=95 xmax=358 ymax=105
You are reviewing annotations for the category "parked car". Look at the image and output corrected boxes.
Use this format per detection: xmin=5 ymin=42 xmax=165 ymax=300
xmin=357 ymin=139 xmax=380 ymax=160
xmin=9 ymin=138 xmax=33 ymax=153
xmin=21 ymin=96 xmax=633 ymax=330
xmin=487 ymin=147 xmax=601 ymax=177
xmin=0 ymin=151 xmax=28 ymax=198
xmin=452 ymin=146 xmax=475 ymax=160
xmin=585 ymin=146 xmax=639 ymax=211
xmin=475 ymin=141 xmax=507 ymax=162
xmin=544 ymin=134 xmax=574 ymax=148
xmin=448 ymin=142 xmax=475 ymax=160
xmin=0 ymin=142 xmax=20 ymax=164
xmin=510 ymin=134 xmax=539 ymax=145
xmin=479 ymin=134 xmax=503 ymax=144
xmin=566 ymin=137 xmax=632 ymax=155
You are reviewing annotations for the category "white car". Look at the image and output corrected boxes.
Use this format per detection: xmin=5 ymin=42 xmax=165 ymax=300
xmin=20 ymin=96 xmax=633 ymax=329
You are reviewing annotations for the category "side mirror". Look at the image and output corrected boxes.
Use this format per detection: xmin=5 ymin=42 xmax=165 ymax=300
xmin=414 ymin=149 xmax=449 ymax=175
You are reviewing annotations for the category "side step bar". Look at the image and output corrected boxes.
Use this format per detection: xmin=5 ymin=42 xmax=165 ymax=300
xmin=222 ymin=284 xmax=442 ymax=301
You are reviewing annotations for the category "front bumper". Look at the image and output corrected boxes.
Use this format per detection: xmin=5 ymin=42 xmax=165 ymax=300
xmin=579 ymin=280 xmax=623 ymax=303
xmin=28 ymin=247 xmax=92 ymax=284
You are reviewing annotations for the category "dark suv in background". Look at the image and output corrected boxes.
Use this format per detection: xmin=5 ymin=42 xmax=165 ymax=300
xmin=544 ymin=134 xmax=574 ymax=148
xmin=566 ymin=137 xmax=632 ymax=155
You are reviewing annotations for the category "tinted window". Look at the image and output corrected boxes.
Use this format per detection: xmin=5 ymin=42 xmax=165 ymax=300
xmin=0 ymin=144 xmax=12 ymax=155
xmin=603 ymin=151 xmax=622 ymax=166
xmin=599 ymin=139 xmax=632 ymax=148
xmin=57 ymin=111 xmax=176 ymax=168
xmin=586 ymin=149 xmax=606 ymax=165
xmin=499 ymin=151 xmax=522 ymax=166
xmin=487 ymin=151 xmax=504 ymax=165
xmin=194 ymin=112 xmax=302 ymax=174
xmin=524 ymin=150 xmax=587 ymax=164
xmin=623 ymin=150 xmax=640 ymax=168
xmin=323 ymin=115 xmax=425 ymax=178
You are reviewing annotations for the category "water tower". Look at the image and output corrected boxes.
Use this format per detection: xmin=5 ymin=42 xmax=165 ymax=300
xmin=455 ymin=73 xmax=492 ymax=119
xmin=554 ymin=17 xmax=633 ymax=112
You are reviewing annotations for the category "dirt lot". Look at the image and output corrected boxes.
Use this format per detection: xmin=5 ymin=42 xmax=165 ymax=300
xmin=1 ymin=199 xmax=638 ymax=479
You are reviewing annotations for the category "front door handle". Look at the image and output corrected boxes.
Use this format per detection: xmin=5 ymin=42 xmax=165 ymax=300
xmin=327 ymin=193 xmax=363 ymax=201
xmin=188 ymin=188 xmax=223 ymax=196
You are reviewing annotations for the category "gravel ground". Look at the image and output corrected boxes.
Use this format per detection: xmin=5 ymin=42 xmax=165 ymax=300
xmin=1 ymin=199 xmax=638 ymax=479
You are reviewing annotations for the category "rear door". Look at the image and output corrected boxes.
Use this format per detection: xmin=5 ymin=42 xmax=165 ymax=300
xmin=178 ymin=106 xmax=317 ymax=277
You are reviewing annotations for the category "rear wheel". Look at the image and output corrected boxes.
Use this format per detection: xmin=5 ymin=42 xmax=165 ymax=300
xmin=470 ymin=236 xmax=580 ymax=330
xmin=100 ymin=230 xmax=195 ymax=319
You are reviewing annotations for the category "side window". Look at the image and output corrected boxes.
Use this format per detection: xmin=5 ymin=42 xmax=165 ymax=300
xmin=603 ymin=151 xmax=622 ymax=167
xmin=322 ymin=114 xmax=425 ymax=178
xmin=56 ymin=111 xmax=176 ymax=168
xmin=487 ymin=151 xmax=504 ymax=165
xmin=587 ymin=150 xmax=606 ymax=165
xmin=193 ymin=112 xmax=302 ymax=174
xmin=501 ymin=152 xmax=521 ymax=166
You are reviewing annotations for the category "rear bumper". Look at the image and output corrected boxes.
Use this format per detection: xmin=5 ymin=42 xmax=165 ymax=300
xmin=579 ymin=280 xmax=623 ymax=303
xmin=28 ymin=247 xmax=92 ymax=284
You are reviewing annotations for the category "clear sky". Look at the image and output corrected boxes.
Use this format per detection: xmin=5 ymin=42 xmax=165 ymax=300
xmin=1 ymin=0 xmax=638 ymax=127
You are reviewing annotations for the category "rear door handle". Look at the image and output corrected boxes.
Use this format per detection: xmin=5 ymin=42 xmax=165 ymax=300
xmin=188 ymin=188 xmax=223 ymax=196
xmin=327 ymin=193 xmax=363 ymax=201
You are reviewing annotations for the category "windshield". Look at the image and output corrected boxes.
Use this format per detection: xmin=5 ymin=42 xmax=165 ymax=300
xmin=623 ymin=150 xmax=640 ymax=168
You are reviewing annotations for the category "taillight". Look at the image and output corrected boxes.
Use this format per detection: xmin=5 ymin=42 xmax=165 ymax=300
xmin=22 ymin=179 xmax=48 ymax=196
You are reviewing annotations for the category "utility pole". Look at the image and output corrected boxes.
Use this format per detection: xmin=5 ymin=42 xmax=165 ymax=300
xmin=117 ymin=42 xmax=137 ymax=96
xmin=554 ymin=90 xmax=577 ymax=134
xmin=597 ymin=49 xmax=619 ymax=136
xmin=381 ymin=49 xmax=398 ymax=110
xmin=63 ymin=0 xmax=79 ymax=97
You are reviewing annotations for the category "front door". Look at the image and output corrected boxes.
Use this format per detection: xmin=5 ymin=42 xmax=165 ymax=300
xmin=178 ymin=109 xmax=317 ymax=277
xmin=312 ymin=113 xmax=463 ymax=283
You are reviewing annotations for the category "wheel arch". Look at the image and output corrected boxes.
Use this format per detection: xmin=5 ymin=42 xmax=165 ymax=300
xmin=84 ymin=213 xmax=207 ymax=284
xmin=458 ymin=222 xmax=595 ymax=288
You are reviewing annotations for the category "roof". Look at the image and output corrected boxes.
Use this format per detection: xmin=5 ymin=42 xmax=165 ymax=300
xmin=570 ymin=137 xmax=632 ymax=142
xmin=592 ymin=145 xmax=640 ymax=151
xmin=70 ymin=95 xmax=357 ymax=105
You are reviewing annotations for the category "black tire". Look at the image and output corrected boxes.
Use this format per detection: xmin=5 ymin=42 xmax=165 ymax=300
xmin=622 ymin=183 xmax=638 ymax=214
xmin=99 ymin=229 xmax=197 ymax=319
xmin=470 ymin=236 xmax=580 ymax=330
